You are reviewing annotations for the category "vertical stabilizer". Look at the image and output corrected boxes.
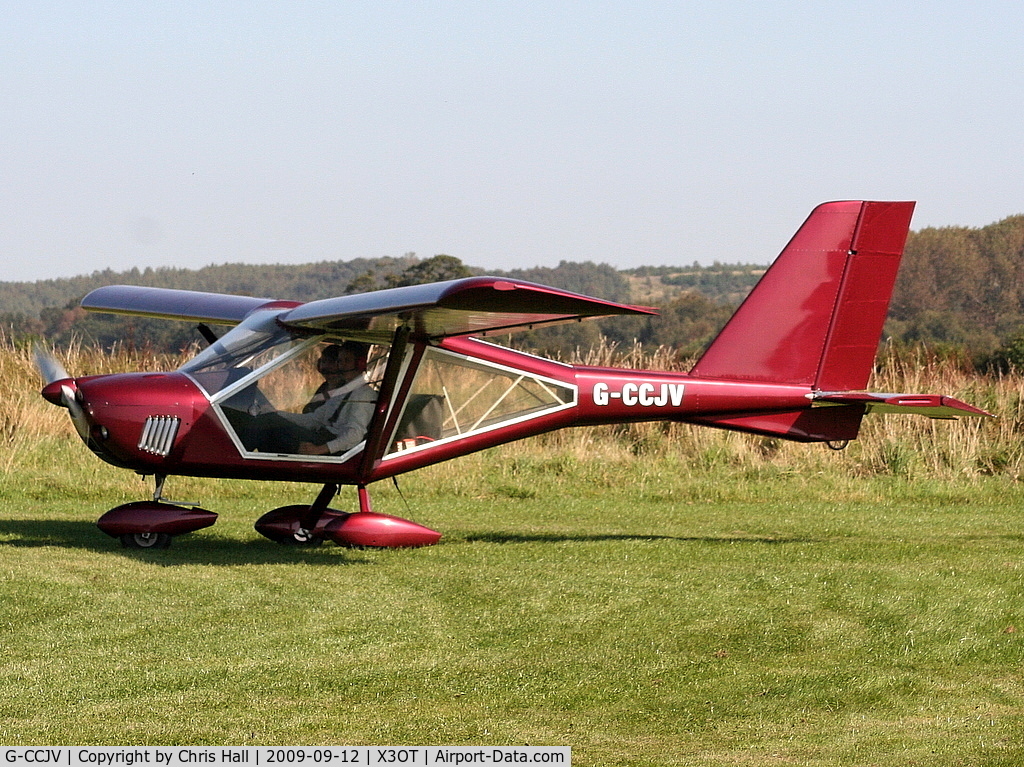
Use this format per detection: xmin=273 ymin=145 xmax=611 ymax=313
xmin=689 ymin=201 xmax=915 ymax=390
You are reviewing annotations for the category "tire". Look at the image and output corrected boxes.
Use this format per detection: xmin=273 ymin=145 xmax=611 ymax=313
xmin=120 ymin=532 xmax=172 ymax=549
xmin=285 ymin=528 xmax=323 ymax=547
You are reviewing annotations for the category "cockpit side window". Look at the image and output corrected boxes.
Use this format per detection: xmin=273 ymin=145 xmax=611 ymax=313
xmin=385 ymin=346 xmax=576 ymax=457
xmin=208 ymin=337 xmax=388 ymax=460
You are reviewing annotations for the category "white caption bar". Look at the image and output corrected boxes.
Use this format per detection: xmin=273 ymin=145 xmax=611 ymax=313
xmin=1 ymin=748 xmax=570 ymax=766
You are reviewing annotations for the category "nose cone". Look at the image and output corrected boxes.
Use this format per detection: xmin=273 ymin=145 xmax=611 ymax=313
xmin=41 ymin=378 xmax=75 ymax=406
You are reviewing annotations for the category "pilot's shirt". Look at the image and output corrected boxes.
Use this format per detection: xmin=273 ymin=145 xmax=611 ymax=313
xmin=279 ymin=375 xmax=378 ymax=455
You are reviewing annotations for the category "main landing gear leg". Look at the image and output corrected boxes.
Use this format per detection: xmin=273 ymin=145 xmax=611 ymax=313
xmin=357 ymin=484 xmax=372 ymax=514
xmin=295 ymin=483 xmax=339 ymax=545
xmin=253 ymin=483 xmax=341 ymax=546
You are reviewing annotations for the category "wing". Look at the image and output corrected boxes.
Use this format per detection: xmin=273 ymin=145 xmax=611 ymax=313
xmin=82 ymin=285 xmax=295 ymax=325
xmin=279 ymin=276 xmax=658 ymax=343
xmin=82 ymin=278 xmax=657 ymax=342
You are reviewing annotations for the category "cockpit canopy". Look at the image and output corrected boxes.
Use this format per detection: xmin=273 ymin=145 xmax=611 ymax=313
xmin=179 ymin=310 xmax=577 ymax=464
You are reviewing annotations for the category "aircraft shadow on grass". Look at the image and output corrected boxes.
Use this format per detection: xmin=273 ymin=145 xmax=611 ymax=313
xmin=0 ymin=519 xmax=374 ymax=566
xmin=453 ymin=532 xmax=817 ymax=545
xmin=0 ymin=519 xmax=819 ymax=563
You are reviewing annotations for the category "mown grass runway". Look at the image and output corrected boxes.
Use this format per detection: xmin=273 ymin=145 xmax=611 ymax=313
xmin=3 ymin=439 xmax=1024 ymax=766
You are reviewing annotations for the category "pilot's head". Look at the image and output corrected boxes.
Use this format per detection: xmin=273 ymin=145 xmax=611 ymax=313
xmin=317 ymin=341 xmax=369 ymax=383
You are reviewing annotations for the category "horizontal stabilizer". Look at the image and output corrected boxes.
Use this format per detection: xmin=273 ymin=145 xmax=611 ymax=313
xmin=812 ymin=392 xmax=992 ymax=419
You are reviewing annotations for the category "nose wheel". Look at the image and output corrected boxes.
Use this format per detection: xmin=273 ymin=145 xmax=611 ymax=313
xmin=96 ymin=475 xmax=217 ymax=549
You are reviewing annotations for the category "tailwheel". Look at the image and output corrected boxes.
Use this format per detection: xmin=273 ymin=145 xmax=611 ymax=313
xmin=120 ymin=532 xmax=172 ymax=549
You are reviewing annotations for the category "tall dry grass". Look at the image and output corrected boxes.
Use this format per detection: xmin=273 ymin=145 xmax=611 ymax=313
xmin=0 ymin=336 xmax=190 ymax=474
xmin=3 ymin=335 xmax=1020 ymax=482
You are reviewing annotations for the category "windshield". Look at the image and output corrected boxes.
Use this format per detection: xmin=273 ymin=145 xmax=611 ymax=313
xmin=212 ymin=338 xmax=388 ymax=461
xmin=179 ymin=310 xmax=305 ymax=397
xmin=180 ymin=312 xmax=392 ymax=461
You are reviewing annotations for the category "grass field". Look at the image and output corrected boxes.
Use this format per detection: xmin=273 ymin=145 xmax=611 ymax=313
xmin=2 ymin=341 xmax=1024 ymax=764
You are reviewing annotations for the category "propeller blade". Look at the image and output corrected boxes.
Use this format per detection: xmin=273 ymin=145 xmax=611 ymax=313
xmin=33 ymin=346 xmax=91 ymax=442
xmin=33 ymin=346 xmax=70 ymax=385
xmin=61 ymin=383 xmax=92 ymax=442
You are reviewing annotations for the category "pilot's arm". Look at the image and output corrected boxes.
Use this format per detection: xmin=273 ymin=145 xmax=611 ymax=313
xmin=298 ymin=384 xmax=377 ymax=456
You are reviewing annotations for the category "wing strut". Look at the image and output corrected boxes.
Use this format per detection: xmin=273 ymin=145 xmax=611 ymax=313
xmin=359 ymin=325 xmax=414 ymax=479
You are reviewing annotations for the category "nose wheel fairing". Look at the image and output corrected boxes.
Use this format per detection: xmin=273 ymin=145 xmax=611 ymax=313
xmin=96 ymin=501 xmax=218 ymax=548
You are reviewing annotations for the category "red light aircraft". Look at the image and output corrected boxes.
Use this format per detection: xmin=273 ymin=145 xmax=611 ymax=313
xmin=37 ymin=201 xmax=989 ymax=549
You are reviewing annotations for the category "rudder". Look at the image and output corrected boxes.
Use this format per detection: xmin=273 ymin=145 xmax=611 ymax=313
xmin=689 ymin=200 xmax=915 ymax=390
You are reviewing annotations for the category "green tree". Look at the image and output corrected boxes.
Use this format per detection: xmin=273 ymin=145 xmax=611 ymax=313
xmin=635 ymin=292 xmax=735 ymax=354
xmin=387 ymin=255 xmax=473 ymax=288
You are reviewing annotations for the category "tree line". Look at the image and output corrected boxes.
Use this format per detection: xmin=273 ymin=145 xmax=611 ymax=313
xmin=3 ymin=212 xmax=1024 ymax=367
xmin=0 ymin=253 xmax=746 ymax=359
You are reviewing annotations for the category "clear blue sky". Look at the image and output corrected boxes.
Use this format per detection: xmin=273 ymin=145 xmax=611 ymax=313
xmin=2 ymin=1 xmax=1022 ymax=283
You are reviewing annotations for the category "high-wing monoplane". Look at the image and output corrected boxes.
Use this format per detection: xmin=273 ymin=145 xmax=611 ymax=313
xmin=37 ymin=201 xmax=990 ymax=549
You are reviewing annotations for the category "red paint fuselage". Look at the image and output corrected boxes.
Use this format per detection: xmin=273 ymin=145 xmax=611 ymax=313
xmin=50 ymin=334 xmax=847 ymax=490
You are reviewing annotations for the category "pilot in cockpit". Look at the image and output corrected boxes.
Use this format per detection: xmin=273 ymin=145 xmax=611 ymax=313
xmin=242 ymin=341 xmax=378 ymax=456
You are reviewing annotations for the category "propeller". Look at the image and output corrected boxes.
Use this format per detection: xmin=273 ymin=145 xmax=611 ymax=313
xmin=33 ymin=346 xmax=91 ymax=442
xmin=33 ymin=346 xmax=69 ymax=385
